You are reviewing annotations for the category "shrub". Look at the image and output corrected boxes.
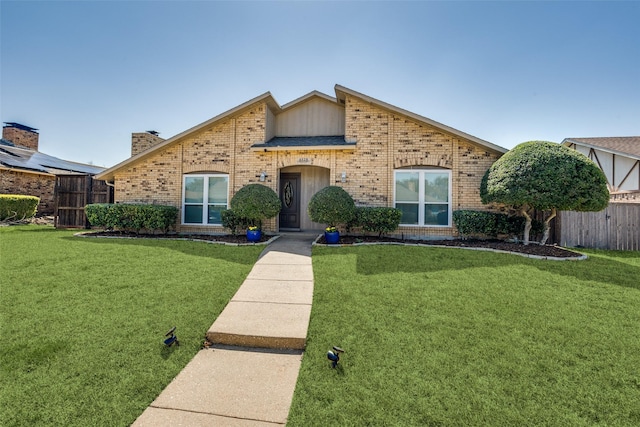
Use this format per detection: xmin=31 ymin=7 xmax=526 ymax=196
xmin=453 ymin=209 xmax=544 ymax=240
xmin=357 ymin=207 xmax=402 ymax=237
xmin=221 ymin=209 xmax=252 ymax=236
xmin=308 ymin=186 xmax=355 ymax=228
xmin=85 ymin=204 xmax=178 ymax=233
xmin=0 ymin=195 xmax=39 ymax=221
xmin=453 ymin=210 xmax=500 ymax=238
xmin=85 ymin=204 xmax=116 ymax=229
xmin=230 ymin=184 xmax=281 ymax=229
xmin=481 ymin=140 xmax=609 ymax=244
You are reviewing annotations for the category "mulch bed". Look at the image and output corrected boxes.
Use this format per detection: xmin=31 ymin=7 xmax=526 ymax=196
xmin=82 ymin=230 xmax=583 ymax=258
xmin=324 ymin=235 xmax=583 ymax=258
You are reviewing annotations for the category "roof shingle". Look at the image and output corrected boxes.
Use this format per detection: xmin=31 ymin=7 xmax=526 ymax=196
xmin=564 ymin=137 xmax=640 ymax=158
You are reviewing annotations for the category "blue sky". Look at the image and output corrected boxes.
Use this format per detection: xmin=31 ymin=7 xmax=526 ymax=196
xmin=2 ymin=1 xmax=638 ymax=167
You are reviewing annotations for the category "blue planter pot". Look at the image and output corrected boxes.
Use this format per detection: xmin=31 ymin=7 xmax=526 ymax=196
xmin=246 ymin=229 xmax=262 ymax=242
xmin=324 ymin=231 xmax=340 ymax=244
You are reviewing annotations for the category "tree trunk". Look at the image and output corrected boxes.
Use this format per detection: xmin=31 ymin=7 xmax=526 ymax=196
xmin=540 ymin=208 xmax=557 ymax=245
xmin=521 ymin=206 xmax=532 ymax=245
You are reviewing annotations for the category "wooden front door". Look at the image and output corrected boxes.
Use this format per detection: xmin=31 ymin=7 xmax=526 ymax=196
xmin=279 ymin=173 xmax=301 ymax=230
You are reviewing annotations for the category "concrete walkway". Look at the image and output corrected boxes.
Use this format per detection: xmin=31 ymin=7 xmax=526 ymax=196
xmin=133 ymin=233 xmax=317 ymax=426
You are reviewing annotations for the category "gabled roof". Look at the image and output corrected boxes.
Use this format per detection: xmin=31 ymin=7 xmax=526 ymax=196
xmin=0 ymin=139 xmax=105 ymax=176
xmin=562 ymin=137 xmax=640 ymax=160
xmin=334 ymin=85 xmax=507 ymax=154
xmin=96 ymin=84 xmax=506 ymax=181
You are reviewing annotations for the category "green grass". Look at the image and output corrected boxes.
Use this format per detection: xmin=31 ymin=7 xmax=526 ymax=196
xmin=0 ymin=225 xmax=263 ymax=426
xmin=288 ymin=245 xmax=640 ymax=426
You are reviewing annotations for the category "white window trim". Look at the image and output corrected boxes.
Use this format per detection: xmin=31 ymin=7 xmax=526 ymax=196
xmin=394 ymin=169 xmax=452 ymax=227
xmin=182 ymin=174 xmax=229 ymax=225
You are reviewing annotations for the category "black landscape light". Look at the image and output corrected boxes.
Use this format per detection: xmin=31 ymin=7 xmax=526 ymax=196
xmin=164 ymin=326 xmax=179 ymax=347
xmin=327 ymin=346 xmax=344 ymax=368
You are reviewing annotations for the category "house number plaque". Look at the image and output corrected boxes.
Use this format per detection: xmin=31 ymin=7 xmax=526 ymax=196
xmin=297 ymin=158 xmax=311 ymax=164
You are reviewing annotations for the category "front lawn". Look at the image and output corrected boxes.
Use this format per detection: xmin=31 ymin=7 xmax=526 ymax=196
xmin=289 ymin=245 xmax=640 ymax=426
xmin=0 ymin=225 xmax=263 ymax=426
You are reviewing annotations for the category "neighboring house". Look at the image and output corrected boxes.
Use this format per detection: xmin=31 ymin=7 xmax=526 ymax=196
xmin=0 ymin=122 xmax=106 ymax=216
xmin=562 ymin=137 xmax=640 ymax=203
xmin=96 ymin=84 xmax=507 ymax=238
xmin=559 ymin=137 xmax=639 ymax=250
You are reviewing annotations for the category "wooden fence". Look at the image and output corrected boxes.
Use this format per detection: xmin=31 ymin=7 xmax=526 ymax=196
xmin=54 ymin=175 xmax=113 ymax=228
xmin=558 ymin=203 xmax=640 ymax=250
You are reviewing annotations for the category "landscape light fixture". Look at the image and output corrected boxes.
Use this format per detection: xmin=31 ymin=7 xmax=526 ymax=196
xmin=164 ymin=326 xmax=179 ymax=347
xmin=341 ymin=171 xmax=346 ymax=182
xmin=327 ymin=346 xmax=344 ymax=368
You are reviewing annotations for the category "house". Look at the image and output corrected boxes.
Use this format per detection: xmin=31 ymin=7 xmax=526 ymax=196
xmin=562 ymin=137 xmax=640 ymax=203
xmin=96 ymin=84 xmax=507 ymax=238
xmin=559 ymin=137 xmax=639 ymax=250
xmin=1 ymin=122 xmax=107 ymax=216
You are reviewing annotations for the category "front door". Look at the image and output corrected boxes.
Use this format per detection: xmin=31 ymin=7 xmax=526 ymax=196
xmin=279 ymin=173 xmax=301 ymax=230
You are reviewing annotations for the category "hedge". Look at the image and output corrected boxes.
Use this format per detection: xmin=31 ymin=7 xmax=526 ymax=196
xmin=0 ymin=195 xmax=39 ymax=221
xmin=453 ymin=210 xmax=543 ymax=240
xmin=351 ymin=206 xmax=402 ymax=237
xmin=85 ymin=203 xmax=178 ymax=233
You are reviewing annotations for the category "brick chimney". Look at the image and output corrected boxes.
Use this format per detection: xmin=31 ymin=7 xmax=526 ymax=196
xmin=131 ymin=130 xmax=165 ymax=156
xmin=2 ymin=122 xmax=39 ymax=151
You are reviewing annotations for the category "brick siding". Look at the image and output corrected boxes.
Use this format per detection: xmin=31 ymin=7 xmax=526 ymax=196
xmin=2 ymin=127 xmax=39 ymax=151
xmin=0 ymin=170 xmax=55 ymax=215
xmin=112 ymin=95 xmax=501 ymax=237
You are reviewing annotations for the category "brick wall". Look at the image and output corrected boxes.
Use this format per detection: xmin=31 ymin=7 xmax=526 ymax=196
xmin=131 ymin=132 xmax=165 ymax=156
xmin=2 ymin=127 xmax=39 ymax=151
xmin=0 ymin=170 xmax=55 ymax=215
xmin=112 ymin=95 xmax=501 ymax=237
xmin=343 ymin=95 xmax=501 ymax=238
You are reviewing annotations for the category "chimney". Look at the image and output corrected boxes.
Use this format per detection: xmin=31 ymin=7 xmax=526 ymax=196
xmin=131 ymin=130 xmax=165 ymax=156
xmin=2 ymin=122 xmax=39 ymax=151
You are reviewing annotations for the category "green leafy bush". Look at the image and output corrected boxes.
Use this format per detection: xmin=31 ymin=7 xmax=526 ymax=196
xmin=453 ymin=210 xmax=501 ymax=238
xmin=85 ymin=204 xmax=178 ymax=233
xmin=308 ymin=186 xmax=355 ymax=228
xmin=230 ymin=184 xmax=281 ymax=229
xmin=221 ymin=209 xmax=252 ymax=236
xmin=355 ymin=207 xmax=402 ymax=237
xmin=0 ymin=195 xmax=39 ymax=221
xmin=481 ymin=140 xmax=609 ymax=244
xmin=453 ymin=210 xmax=544 ymax=240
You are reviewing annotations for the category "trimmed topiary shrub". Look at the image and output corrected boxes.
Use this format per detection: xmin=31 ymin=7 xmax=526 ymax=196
xmin=230 ymin=184 xmax=281 ymax=229
xmin=0 ymin=195 xmax=39 ymax=221
xmin=481 ymin=140 xmax=609 ymax=244
xmin=308 ymin=186 xmax=356 ymax=228
xmin=357 ymin=207 xmax=402 ymax=237
xmin=85 ymin=203 xmax=178 ymax=233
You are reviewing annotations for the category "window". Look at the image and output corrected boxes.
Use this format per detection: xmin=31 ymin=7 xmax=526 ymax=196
xmin=182 ymin=174 xmax=228 ymax=225
xmin=394 ymin=169 xmax=451 ymax=226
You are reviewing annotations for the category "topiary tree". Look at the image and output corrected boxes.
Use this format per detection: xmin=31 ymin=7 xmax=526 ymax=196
xmin=481 ymin=141 xmax=609 ymax=245
xmin=230 ymin=184 xmax=281 ymax=229
xmin=308 ymin=186 xmax=356 ymax=229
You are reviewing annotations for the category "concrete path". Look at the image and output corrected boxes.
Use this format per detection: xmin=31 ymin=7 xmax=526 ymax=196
xmin=133 ymin=233 xmax=317 ymax=426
